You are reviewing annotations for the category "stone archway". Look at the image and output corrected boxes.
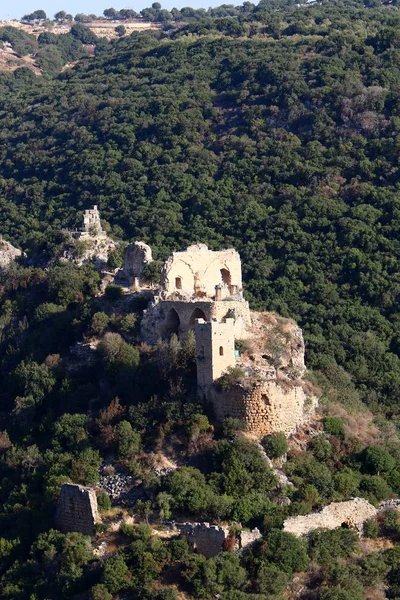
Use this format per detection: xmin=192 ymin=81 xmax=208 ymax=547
xmin=220 ymin=268 xmax=231 ymax=286
xmin=189 ymin=307 xmax=207 ymax=329
xmin=163 ymin=308 xmax=181 ymax=338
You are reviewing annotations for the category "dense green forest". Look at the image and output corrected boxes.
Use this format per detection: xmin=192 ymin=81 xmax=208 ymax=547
xmin=3 ymin=0 xmax=400 ymax=597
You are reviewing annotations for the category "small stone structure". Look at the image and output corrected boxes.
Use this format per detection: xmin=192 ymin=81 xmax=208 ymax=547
xmin=179 ymin=522 xmax=261 ymax=558
xmin=65 ymin=205 xmax=116 ymax=266
xmin=0 ymin=237 xmax=22 ymax=269
xmin=123 ymin=241 xmax=153 ymax=284
xmin=283 ymin=498 xmax=377 ymax=537
xmin=56 ymin=483 xmax=101 ymax=536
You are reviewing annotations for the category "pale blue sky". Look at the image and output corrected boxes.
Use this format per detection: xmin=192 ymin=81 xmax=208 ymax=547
xmin=1 ymin=0 xmax=231 ymax=20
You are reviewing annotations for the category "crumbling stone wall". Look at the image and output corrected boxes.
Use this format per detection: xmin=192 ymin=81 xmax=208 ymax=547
xmin=283 ymin=498 xmax=377 ymax=537
xmin=161 ymin=244 xmax=243 ymax=299
xmin=56 ymin=483 xmax=100 ymax=536
xmin=124 ymin=241 xmax=153 ymax=282
xmin=141 ymin=297 xmax=251 ymax=344
xmin=180 ymin=522 xmax=261 ymax=558
xmin=209 ymin=380 xmax=318 ymax=436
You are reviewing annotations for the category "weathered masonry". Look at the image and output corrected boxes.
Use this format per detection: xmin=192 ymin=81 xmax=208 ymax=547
xmin=56 ymin=483 xmax=100 ymax=536
xmin=137 ymin=242 xmax=318 ymax=437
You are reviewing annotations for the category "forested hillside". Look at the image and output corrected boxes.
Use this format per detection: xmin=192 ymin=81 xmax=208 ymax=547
xmin=2 ymin=0 xmax=400 ymax=416
xmin=3 ymin=1 xmax=400 ymax=598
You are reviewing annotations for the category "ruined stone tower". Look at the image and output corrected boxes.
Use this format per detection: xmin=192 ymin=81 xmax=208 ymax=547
xmin=195 ymin=318 xmax=236 ymax=392
xmin=82 ymin=205 xmax=102 ymax=235
xmin=56 ymin=483 xmax=100 ymax=536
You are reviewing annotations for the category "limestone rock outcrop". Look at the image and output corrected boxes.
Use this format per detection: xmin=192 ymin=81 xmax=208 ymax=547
xmin=0 ymin=238 xmax=22 ymax=269
xmin=123 ymin=241 xmax=153 ymax=282
xmin=56 ymin=483 xmax=100 ymax=536
xmin=283 ymin=498 xmax=377 ymax=537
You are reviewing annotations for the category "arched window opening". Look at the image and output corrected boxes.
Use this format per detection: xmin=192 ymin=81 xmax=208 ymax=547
xmin=189 ymin=307 xmax=207 ymax=329
xmin=219 ymin=346 xmax=224 ymax=356
xmin=220 ymin=268 xmax=231 ymax=286
xmin=163 ymin=308 xmax=180 ymax=339
xmin=175 ymin=277 xmax=182 ymax=290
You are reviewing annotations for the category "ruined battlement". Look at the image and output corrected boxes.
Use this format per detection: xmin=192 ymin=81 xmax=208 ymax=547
xmin=160 ymin=244 xmax=243 ymax=299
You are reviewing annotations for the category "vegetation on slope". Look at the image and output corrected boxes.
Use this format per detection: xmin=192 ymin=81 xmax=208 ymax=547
xmin=2 ymin=0 xmax=400 ymax=597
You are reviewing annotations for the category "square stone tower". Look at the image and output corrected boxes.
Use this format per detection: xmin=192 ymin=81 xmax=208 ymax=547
xmin=195 ymin=318 xmax=236 ymax=392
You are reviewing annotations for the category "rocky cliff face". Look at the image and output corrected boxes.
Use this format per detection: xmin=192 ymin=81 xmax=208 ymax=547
xmin=0 ymin=238 xmax=22 ymax=269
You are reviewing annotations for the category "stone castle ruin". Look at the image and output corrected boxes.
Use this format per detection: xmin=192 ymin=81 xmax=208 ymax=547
xmin=135 ymin=242 xmax=318 ymax=436
xmin=56 ymin=483 xmax=100 ymax=536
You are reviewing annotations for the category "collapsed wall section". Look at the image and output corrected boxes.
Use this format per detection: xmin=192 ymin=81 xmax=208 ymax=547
xmin=283 ymin=498 xmax=377 ymax=537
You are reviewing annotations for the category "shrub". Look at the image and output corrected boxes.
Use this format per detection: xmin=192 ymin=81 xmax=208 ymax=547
xmin=142 ymin=260 xmax=162 ymax=284
xmin=98 ymin=333 xmax=140 ymax=372
xmin=309 ymin=528 xmax=359 ymax=565
xmin=262 ymin=432 xmax=288 ymax=458
xmin=90 ymin=584 xmax=112 ymax=600
xmin=105 ymin=284 xmax=123 ymax=300
xmin=324 ymin=417 xmax=344 ymax=437
xmin=215 ymin=366 xmax=245 ymax=391
xmin=362 ymin=445 xmax=396 ymax=476
xmin=91 ymin=312 xmax=109 ymax=336
xmin=359 ymin=475 xmax=392 ymax=502
xmin=221 ymin=417 xmax=247 ymax=438
xmin=102 ymin=555 xmax=131 ymax=593
xmin=97 ymin=491 xmax=112 ymax=512
xmin=363 ymin=517 xmax=379 ymax=538
xmin=383 ymin=508 xmax=400 ymax=537
xmin=114 ymin=420 xmax=141 ymax=459
xmin=309 ymin=434 xmax=331 ymax=460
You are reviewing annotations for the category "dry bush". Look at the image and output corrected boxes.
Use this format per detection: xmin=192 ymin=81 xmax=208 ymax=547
xmin=327 ymin=403 xmax=381 ymax=447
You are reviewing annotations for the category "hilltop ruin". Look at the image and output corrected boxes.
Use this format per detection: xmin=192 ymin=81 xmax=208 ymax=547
xmin=129 ymin=241 xmax=318 ymax=436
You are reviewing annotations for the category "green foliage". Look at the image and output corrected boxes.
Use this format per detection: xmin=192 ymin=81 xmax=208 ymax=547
xmin=105 ymin=284 xmax=123 ymax=300
xmin=364 ymin=517 xmax=379 ymax=538
xmin=362 ymin=445 xmax=396 ymax=475
xmin=97 ymin=491 xmax=112 ymax=512
xmin=115 ymin=420 xmax=141 ymax=458
xmin=262 ymin=432 xmax=288 ymax=458
xmin=142 ymin=260 xmax=162 ymax=283
xmin=252 ymin=529 xmax=309 ymax=575
xmin=53 ymin=413 xmax=88 ymax=450
xmin=324 ymin=417 xmax=344 ymax=438
xmin=309 ymin=528 xmax=359 ymax=565
xmin=91 ymin=311 xmax=110 ymax=336
xmin=215 ymin=366 xmax=246 ymax=391
xmin=102 ymin=554 xmax=131 ymax=593
xmin=98 ymin=333 xmax=140 ymax=372
xmin=48 ymin=263 xmax=100 ymax=305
